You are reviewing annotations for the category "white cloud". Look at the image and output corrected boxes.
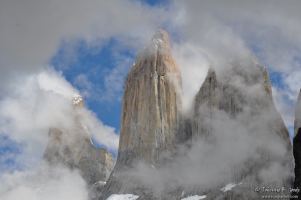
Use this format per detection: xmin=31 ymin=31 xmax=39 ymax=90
xmin=0 ymin=165 xmax=88 ymax=200
xmin=171 ymin=42 xmax=210 ymax=116
xmin=0 ymin=68 xmax=119 ymax=172
xmin=284 ymin=69 xmax=301 ymax=100
xmin=102 ymin=54 xmax=133 ymax=102
xmin=73 ymin=74 xmax=95 ymax=99
xmin=272 ymin=86 xmax=295 ymax=129
xmin=1 ymin=0 xmax=301 ymax=198
xmin=80 ymin=108 xmax=119 ymax=151
xmin=0 ymin=0 xmax=176 ymax=84
xmin=0 ymin=0 xmax=173 ymax=195
xmin=167 ymin=1 xmax=301 ymax=132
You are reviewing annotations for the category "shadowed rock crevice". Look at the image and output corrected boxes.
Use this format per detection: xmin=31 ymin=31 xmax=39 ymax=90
xmin=293 ymin=128 xmax=301 ymax=199
xmin=295 ymin=90 xmax=301 ymax=136
xmin=293 ymin=89 xmax=301 ymax=199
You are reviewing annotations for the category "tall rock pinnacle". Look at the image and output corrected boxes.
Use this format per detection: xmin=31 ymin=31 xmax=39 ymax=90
xmin=101 ymin=29 xmax=183 ymax=198
xmin=118 ymin=29 xmax=182 ymax=164
xmin=100 ymin=33 xmax=293 ymax=200
xmin=192 ymin=57 xmax=293 ymax=198
xmin=42 ymin=95 xmax=115 ymax=197
xmin=193 ymin=57 xmax=290 ymax=142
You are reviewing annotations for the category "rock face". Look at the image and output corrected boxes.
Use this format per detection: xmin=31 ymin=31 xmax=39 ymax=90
xmin=101 ymin=29 xmax=183 ymax=199
xmin=99 ymin=30 xmax=293 ymax=200
xmin=193 ymin=59 xmax=290 ymax=141
xmin=118 ymin=29 xmax=183 ymax=164
xmin=293 ymin=89 xmax=301 ymax=198
xmin=295 ymin=90 xmax=301 ymax=136
xmin=192 ymin=57 xmax=293 ymax=198
xmin=293 ymin=128 xmax=301 ymax=199
xmin=43 ymin=95 xmax=115 ymax=193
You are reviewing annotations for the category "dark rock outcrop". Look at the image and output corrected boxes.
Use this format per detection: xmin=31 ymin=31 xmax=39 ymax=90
xmin=295 ymin=90 xmax=301 ymax=136
xmin=293 ymin=89 xmax=301 ymax=199
xmin=293 ymin=128 xmax=301 ymax=199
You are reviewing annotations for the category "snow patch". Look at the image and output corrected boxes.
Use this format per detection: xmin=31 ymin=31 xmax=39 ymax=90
xmin=221 ymin=182 xmax=242 ymax=192
xmin=80 ymin=123 xmax=88 ymax=130
xmin=107 ymin=194 xmax=139 ymax=200
xmin=150 ymin=38 xmax=165 ymax=50
xmin=73 ymin=94 xmax=82 ymax=105
xmin=181 ymin=195 xmax=206 ymax=200
xmin=151 ymin=38 xmax=164 ymax=44
xmin=93 ymin=181 xmax=106 ymax=185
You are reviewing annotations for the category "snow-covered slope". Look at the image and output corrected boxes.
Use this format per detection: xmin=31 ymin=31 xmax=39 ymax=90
xmin=107 ymin=194 xmax=139 ymax=200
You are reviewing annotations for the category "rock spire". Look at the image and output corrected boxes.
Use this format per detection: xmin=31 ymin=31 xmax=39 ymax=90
xmin=192 ymin=57 xmax=293 ymax=198
xmin=118 ymin=29 xmax=183 ymax=165
xmin=101 ymin=29 xmax=183 ymax=199
xmin=100 ymin=31 xmax=293 ymax=200
xmin=42 ymin=95 xmax=115 ymax=196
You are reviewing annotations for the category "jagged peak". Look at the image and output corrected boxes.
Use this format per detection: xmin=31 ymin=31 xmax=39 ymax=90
xmin=150 ymin=29 xmax=170 ymax=48
xmin=209 ymin=55 xmax=272 ymax=96
xmin=133 ymin=29 xmax=178 ymax=78
xmin=134 ymin=29 xmax=171 ymax=66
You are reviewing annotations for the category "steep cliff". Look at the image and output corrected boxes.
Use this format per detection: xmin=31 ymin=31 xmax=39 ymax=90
xmin=118 ymin=29 xmax=183 ymax=164
xmin=295 ymin=90 xmax=301 ymax=136
xmin=293 ymin=128 xmax=301 ymax=199
xmin=293 ymin=89 xmax=301 ymax=199
xmin=192 ymin=56 xmax=293 ymax=198
xmin=101 ymin=29 xmax=183 ymax=199
xmin=99 ymin=30 xmax=294 ymax=200
xmin=42 ymin=95 xmax=115 ymax=195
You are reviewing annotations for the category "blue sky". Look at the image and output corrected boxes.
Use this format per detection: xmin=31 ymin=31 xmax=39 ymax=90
xmin=51 ymin=39 xmax=127 ymax=130
xmin=0 ymin=0 xmax=301 ymax=196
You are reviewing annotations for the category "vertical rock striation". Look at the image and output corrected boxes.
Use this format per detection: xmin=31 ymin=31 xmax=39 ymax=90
xmin=118 ymin=29 xmax=183 ymax=164
xmin=101 ymin=29 xmax=183 ymax=199
xmin=99 ymin=31 xmax=294 ymax=199
xmin=42 ymin=95 xmax=115 ymax=197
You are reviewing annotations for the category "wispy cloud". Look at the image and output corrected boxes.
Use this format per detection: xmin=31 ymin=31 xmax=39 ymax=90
xmin=0 ymin=0 xmax=301 ymax=199
xmin=0 ymin=68 xmax=119 ymax=173
xmin=0 ymin=165 xmax=88 ymax=200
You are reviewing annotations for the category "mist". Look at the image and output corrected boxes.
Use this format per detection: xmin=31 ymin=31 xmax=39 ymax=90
xmin=114 ymin=53 xmax=293 ymax=198
xmin=0 ymin=67 xmax=119 ymax=199
xmin=1 ymin=163 xmax=88 ymax=200
xmin=1 ymin=0 xmax=301 ymax=199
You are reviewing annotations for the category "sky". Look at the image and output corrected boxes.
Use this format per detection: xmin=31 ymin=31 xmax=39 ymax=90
xmin=0 ymin=0 xmax=301 ymax=199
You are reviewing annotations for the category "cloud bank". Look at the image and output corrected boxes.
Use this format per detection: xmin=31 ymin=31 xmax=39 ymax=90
xmin=0 ymin=0 xmax=301 ymax=199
